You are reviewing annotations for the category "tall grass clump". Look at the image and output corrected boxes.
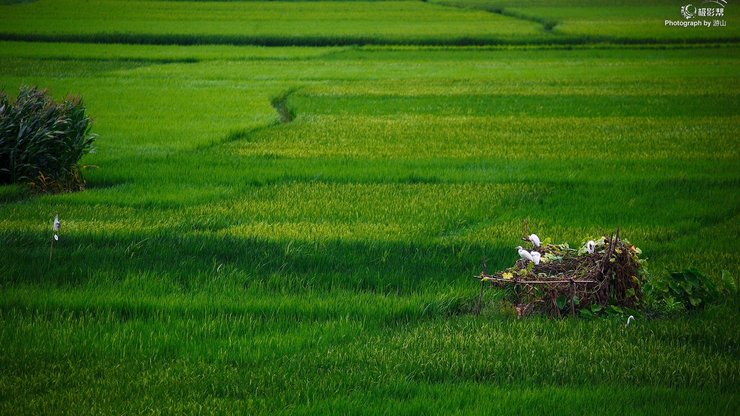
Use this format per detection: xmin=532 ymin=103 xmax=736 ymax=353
xmin=0 ymin=85 xmax=97 ymax=193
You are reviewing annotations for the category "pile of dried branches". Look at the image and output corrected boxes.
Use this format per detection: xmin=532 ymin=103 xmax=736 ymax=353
xmin=475 ymin=230 xmax=644 ymax=317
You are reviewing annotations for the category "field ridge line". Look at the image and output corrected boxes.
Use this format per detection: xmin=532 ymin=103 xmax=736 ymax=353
xmin=430 ymin=0 xmax=558 ymax=34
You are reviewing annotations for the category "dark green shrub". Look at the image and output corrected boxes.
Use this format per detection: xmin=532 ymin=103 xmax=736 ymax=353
xmin=0 ymin=85 xmax=97 ymax=193
xmin=644 ymin=268 xmax=724 ymax=312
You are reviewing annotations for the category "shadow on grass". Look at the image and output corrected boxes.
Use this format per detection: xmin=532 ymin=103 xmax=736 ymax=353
xmin=0 ymin=230 xmax=505 ymax=293
xmin=0 ymin=184 xmax=32 ymax=203
xmin=2 ymin=32 xmax=738 ymax=47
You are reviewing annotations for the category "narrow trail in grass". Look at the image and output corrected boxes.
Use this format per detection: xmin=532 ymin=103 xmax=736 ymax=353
xmin=432 ymin=0 xmax=558 ymax=34
xmin=201 ymin=89 xmax=298 ymax=149
xmin=498 ymin=9 xmax=558 ymax=33
xmin=271 ymin=89 xmax=297 ymax=124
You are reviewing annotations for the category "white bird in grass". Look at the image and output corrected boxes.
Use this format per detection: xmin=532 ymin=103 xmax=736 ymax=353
xmin=53 ymin=213 xmax=60 ymax=241
xmin=517 ymin=246 xmax=534 ymax=263
xmin=626 ymin=315 xmax=635 ymax=327
xmin=530 ymin=251 xmax=541 ymax=265
xmin=586 ymin=240 xmax=595 ymax=254
xmin=528 ymin=234 xmax=541 ymax=248
xmin=49 ymin=213 xmax=60 ymax=262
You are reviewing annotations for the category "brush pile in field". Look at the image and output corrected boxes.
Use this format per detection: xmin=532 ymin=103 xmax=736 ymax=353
xmin=476 ymin=231 xmax=645 ymax=317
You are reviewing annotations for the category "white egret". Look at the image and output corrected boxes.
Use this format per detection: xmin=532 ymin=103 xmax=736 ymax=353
xmin=626 ymin=315 xmax=635 ymax=327
xmin=517 ymin=246 xmax=533 ymax=263
xmin=50 ymin=213 xmax=60 ymax=262
xmin=530 ymin=251 xmax=541 ymax=265
xmin=53 ymin=213 xmax=60 ymax=241
xmin=528 ymin=234 xmax=541 ymax=248
xmin=586 ymin=240 xmax=595 ymax=254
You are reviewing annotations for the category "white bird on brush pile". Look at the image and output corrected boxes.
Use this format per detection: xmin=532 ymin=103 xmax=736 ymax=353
xmin=528 ymin=234 xmax=541 ymax=248
xmin=586 ymin=240 xmax=595 ymax=254
xmin=517 ymin=246 xmax=534 ymax=263
xmin=530 ymin=251 xmax=541 ymax=265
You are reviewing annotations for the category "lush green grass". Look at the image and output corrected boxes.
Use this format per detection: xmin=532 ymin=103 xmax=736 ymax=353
xmin=0 ymin=0 xmax=545 ymax=45
xmin=1 ymin=281 xmax=738 ymax=412
xmin=1 ymin=288 xmax=738 ymax=414
xmin=1 ymin=0 xmax=738 ymax=45
xmin=432 ymin=0 xmax=740 ymax=42
xmin=1 ymin=0 xmax=739 ymax=414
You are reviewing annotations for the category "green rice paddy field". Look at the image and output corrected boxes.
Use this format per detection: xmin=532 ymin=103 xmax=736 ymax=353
xmin=1 ymin=0 xmax=739 ymax=414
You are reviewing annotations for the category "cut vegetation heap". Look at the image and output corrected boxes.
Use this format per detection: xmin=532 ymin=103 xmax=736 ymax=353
xmin=477 ymin=230 xmax=645 ymax=318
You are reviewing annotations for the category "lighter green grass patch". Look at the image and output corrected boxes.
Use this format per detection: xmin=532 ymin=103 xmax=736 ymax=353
xmin=233 ymin=114 xmax=739 ymax=161
xmin=0 ymin=0 xmax=544 ymax=43
xmin=0 ymin=41 xmax=344 ymax=62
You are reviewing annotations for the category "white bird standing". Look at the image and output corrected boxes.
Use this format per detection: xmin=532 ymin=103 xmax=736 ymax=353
xmin=517 ymin=246 xmax=534 ymax=263
xmin=53 ymin=213 xmax=60 ymax=241
xmin=586 ymin=240 xmax=595 ymax=254
xmin=626 ymin=315 xmax=635 ymax=327
xmin=530 ymin=251 xmax=541 ymax=265
xmin=528 ymin=234 xmax=541 ymax=248
xmin=50 ymin=213 xmax=60 ymax=262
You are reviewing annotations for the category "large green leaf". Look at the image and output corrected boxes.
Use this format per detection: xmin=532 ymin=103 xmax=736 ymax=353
xmin=556 ymin=296 xmax=567 ymax=310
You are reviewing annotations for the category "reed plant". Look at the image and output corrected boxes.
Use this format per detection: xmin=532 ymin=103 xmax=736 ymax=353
xmin=0 ymin=85 xmax=96 ymax=192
